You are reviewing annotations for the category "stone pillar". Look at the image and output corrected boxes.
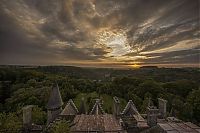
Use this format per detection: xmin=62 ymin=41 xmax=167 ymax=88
xmin=147 ymin=107 xmax=159 ymax=127
xmin=158 ymin=98 xmax=167 ymax=118
xmin=113 ymin=96 xmax=120 ymax=118
xmin=79 ymin=97 xmax=87 ymax=114
xmin=22 ymin=105 xmax=34 ymax=131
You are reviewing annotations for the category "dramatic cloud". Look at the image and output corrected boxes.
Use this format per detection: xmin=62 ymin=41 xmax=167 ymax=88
xmin=0 ymin=0 xmax=199 ymax=67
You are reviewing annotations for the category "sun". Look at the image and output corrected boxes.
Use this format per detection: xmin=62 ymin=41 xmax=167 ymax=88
xmin=130 ymin=64 xmax=140 ymax=68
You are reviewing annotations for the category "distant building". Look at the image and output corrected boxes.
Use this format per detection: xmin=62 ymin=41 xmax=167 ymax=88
xmin=104 ymin=73 xmax=111 ymax=78
xmin=21 ymin=84 xmax=200 ymax=133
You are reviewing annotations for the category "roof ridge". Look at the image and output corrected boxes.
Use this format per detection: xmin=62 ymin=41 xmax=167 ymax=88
xmin=60 ymin=99 xmax=79 ymax=116
xmin=68 ymin=99 xmax=79 ymax=113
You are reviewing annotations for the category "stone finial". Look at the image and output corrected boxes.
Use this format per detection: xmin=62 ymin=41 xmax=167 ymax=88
xmin=158 ymin=98 xmax=167 ymax=118
xmin=113 ymin=96 xmax=120 ymax=117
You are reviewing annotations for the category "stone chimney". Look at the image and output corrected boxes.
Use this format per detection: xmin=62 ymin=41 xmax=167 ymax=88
xmin=22 ymin=105 xmax=34 ymax=132
xmin=147 ymin=106 xmax=159 ymax=127
xmin=79 ymin=97 xmax=87 ymax=114
xmin=158 ymin=98 xmax=167 ymax=118
xmin=46 ymin=83 xmax=63 ymax=124
xmin=113 ymin=96 xmax=120 ymax=118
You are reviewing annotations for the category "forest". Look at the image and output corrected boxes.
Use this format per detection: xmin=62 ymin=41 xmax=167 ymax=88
xmin=0 ymin=65 xmax=199 ymax=132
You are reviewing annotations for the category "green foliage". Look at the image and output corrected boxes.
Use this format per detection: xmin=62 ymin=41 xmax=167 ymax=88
xmin=0 ymin=112 xmax=22 ymax=132
xmin=60 ymin=82 xmax=77 ymax=101
xmin=140 ymin=93 xmax=152 ymax=113
xmin=186 ymin=89 xmax=200 ymax=122
xmin=74 ymin=92 xmax=127 ymax=114
xmin=74 ymin=92 xmax=99 ymax=111
xmin=32 ymin=106 xmax=47 ymax=125
xmin=163 ymin=80 xmax=198 ymax=98
xmin=136 ymin=80 xmax=163 ymax=99
xmin=171 ymin=96 xmax=184 ymax=118
xmin=128 ymin=92 xmax=142 ymax=111
xmin=181 ymin=103 xmax=193 ymax=121
xmin=5 ymin=85 xmax=50 ymax=111
xmin=50 ymin=120 xmax=70 ymax=133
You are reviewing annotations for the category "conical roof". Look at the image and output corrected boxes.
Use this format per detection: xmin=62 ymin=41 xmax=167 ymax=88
xmin=121 ymin=100 xmax=139 ymax=116
xmin=60 ymin=99 xmax=79 ymax=116
xmin=47 ymin=84 xmax=63 ymax=110
xmin=90 ymin=99 xmax=105 ymax=115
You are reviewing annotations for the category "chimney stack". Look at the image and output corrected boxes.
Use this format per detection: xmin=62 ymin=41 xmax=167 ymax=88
xmin=79 ymin=97 xmax=87 ymax=114
xmin=147 ymin=106 xmax=159 ymax=127
xmin=22 ymin=105 xmax=34 ymax=132
xmin=158 ymin=98 xmax=167 ymax=118
xmin=113 ymin=96 xmax=120 ymax=118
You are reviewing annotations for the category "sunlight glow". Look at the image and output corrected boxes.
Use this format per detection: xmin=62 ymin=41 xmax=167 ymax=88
xmin=96 ymin=28 xmax=132 ymax=57
xmin=130 ymin=64 xmax=140 ymax=68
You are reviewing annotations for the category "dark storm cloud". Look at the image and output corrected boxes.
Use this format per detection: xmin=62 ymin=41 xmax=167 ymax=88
xmin=0 ymin=0 xmax=199 ymax=67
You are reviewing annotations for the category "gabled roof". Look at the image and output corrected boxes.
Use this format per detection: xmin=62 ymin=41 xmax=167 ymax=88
xmin=121 ymin=100 xmax=139 ymax=116
xmin=47 ymin=84 xmax=63 ymax=110
xmin=60 ymin=99 xmax=79 ymax=116
xmin=90 ymin=99 xmax=105 ymax=115
xmin=71 ymin=114 xmax=124 ymax=132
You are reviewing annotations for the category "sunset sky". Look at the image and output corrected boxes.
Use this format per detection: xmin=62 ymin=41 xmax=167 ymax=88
xmin=0 ymin=0 xmax=199 ymax=68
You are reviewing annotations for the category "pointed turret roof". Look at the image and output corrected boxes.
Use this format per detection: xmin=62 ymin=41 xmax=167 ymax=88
xmin=79 ymin=97 xmax=87 ymax=114
xmin=47 ymin=83 xmax=63 ymax=110
xmin=60 ymin=99 xmax=79 ymax=116
xmin=90 ymin=99 xmax=105 ymax=115
xmin=121 ymin=100 xmax=139 ymax=116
